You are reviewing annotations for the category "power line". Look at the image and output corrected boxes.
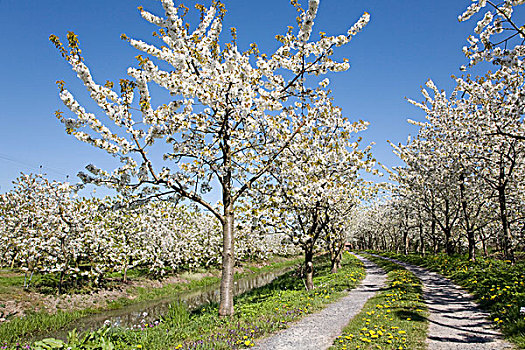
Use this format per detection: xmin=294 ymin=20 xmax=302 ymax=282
xmin=0 ymin=153 xmax=70 ymax=177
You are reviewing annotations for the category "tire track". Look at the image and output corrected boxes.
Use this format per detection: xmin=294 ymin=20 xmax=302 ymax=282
xmin=371 ymin=254 xmax=514 ymax=349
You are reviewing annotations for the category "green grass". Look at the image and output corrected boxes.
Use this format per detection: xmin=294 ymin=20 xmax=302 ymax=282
xmin=106 ymin=275 xmax=221 ymax=310
xmin=238 ymin=257 xmax=301 ymax=274
xmin=0 ymin=270 xmax=24 ymax=294
xmin=106 ymin=257 xmax=303 ymax=310
xmin=0 ymin=308 xmax=96 ymax=345
xmin=331 ymin=254 xmax=428 ymax=350
xmin=5 ymin=252 xmax=365 ymax=349
xmin=0 ymin=256 xmax=302 ymax=346
xmin=375 ymin=251 xmax=525 ymax=349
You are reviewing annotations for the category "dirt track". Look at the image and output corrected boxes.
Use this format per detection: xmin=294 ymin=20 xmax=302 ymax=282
xmin=371 ymin=254 xmax=514 ymax=350
xmin=254 ymin=253 xmax=515 ymax=349
xmin=253 ymin=254 xmax=386 ymax=350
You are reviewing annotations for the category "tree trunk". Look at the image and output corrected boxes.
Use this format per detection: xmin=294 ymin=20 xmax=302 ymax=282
xmin=497 ymin=186 xmax=514 ymax=263
xmin=431 ymin=217 xmax=437 ymax=253
xmin=219 ymin=206 xmax=235 ymax=316
xmin=58 ymin=269 xmax=65 ymax=295
xmin=418 ymin=221 xmax=425 ymax=256
xmin=328 ymin=239 xmax=337 ymax=273
xmin=328 ymin=230 xmax=344 ymax=274
xmin=10 ymin=252 xmax=18 ymax=269
xmin=403 ymin=229 xmax=409 ymax=255
xmin=443 ymin=199 xmax=454 ymax=256
xmin=330 ymin=259 xmax=337 ymax=274
xmin=330 ymin=254 xmax=338 ymax=273
xmin=444 ymin=227 xmax=453 ymax=256
xmin=304 ymin=249 xmax=314 ymax=290
xmin=467 ymin=229 xmax=476 ymax=262
xmin=459 ymin=176 xmax=475 ymax=262
xmin=218 ymin=116 xmax=236 ymax=316
xmin=123 ymin=262 xmax=128 ymax=283
xmin=480 ymin=228 xmax=488 ymax=257
xmin=330 ymin=246 xmax=342 ymax=274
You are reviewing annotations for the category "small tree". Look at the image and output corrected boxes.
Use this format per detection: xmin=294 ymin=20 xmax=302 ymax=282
xmin=260 ymin=90 xmax=376 ymax=289
xmin=50 ymin=0 xmax=370 ymax=315
xmin=0 ymin=173 xmax=88 ymax=292
xmin=324 ymin=199 xmax=357 ymax=274
xmin=406 ymin=77 xmax=524 ymax=261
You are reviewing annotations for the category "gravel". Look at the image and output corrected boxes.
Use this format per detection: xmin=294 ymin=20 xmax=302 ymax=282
xmin=252 ymin=254 xmax=386 ymax=350
xmin=372 ymin=254 xmax=515 ymax=350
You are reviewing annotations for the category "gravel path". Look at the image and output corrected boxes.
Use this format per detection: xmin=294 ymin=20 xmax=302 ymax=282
xmin=252 ymin=254 xmax=386 ymax=350
xmin=371 ymin=254 xmax=514 ymax=350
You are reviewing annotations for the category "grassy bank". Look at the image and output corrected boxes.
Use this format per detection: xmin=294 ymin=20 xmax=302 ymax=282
xmin=0 ymin=256 xmax=301 ymax=345
xmin=105 ymin=256 xmax=302 ymax=310
xmin=376 ymin=251 xmax=525 ymax=348
xmin=3 ymin=252 xmax=365 ymax=349
xmin=331 ymin=254 xmax=428 ymax=350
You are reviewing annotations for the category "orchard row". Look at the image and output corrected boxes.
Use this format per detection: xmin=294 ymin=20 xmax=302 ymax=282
xmin=0 ymin=173 xmax=299 ymax=292
xmin=351 ymin=0 xmax=525 ymax=262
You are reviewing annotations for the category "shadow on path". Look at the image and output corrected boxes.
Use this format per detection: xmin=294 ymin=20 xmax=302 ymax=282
xmin=371 ymin=254 xmax=514 ymax=350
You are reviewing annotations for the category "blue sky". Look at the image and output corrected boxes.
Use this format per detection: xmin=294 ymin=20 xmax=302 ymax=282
xmin=0 ymin=0 xmax=482 ymax=195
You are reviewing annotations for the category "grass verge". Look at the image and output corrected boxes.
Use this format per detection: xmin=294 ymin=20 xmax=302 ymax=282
xmin=375 ymin=251 xmax=525 ymax=348
xmin=105 ymin=257 xmax=304 ymax=310
xmin=331 ymin=254 xmax=428 ymax=350
xmin=3 ymin=252 xmax=365 ymax=349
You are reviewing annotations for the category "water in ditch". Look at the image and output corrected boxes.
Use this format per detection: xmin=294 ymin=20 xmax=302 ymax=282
xmin=44 ymin=266 xmax=293 ymax=341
